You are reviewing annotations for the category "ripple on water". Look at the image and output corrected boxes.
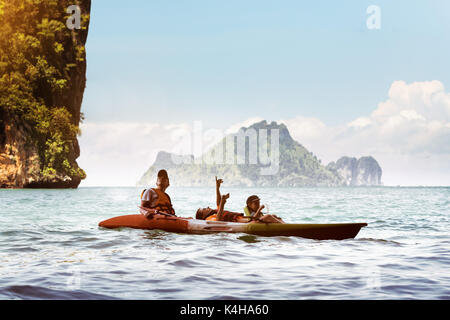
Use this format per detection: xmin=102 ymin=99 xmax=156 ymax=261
xmin=85 ymin=240 xmax=126 ymax=249
xmin=356 ymin=238 xmax=404 ymax=246
xmin=5 ymin=246 xmax=39 ymax=253
xmin=209 ymin=295 xmax=240 ymax=300
xmin=181 ymin=275 xmax=218 ymax=284
xmin=169 ymin=259 xmax=205 ymax=268
xmin=0 ymin=285 xmax=118 ymax=300
xmin=0 ymin=229 xmax=44 ymax=238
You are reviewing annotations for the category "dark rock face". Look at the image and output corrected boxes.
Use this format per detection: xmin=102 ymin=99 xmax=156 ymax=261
xmin=0 ymin=112 xmax=41 ymax=188
xmin=327 ymin=156 xmax=382 ymax=186
xmin=0 ymin=0 xmax=91 ymax=188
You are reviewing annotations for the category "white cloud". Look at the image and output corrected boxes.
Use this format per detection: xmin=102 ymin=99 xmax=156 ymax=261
xmin=281 ymin=116 xmax=328 ymax=140
xmin=77 ymin=121 xmax=191 ymax=186
xmin=78 ymin=121 xmax=229 ymax=186
xmin=348 ymin=117 xmax=372 ymax=128
xmin=372 ymin=80 xmax=450 ymax=121
xmin=281 ymin=80 xmax=450 ymax=186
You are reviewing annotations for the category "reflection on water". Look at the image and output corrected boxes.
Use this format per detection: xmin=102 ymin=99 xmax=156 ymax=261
xmin=237 ymin=235 xmax=261 ymax=243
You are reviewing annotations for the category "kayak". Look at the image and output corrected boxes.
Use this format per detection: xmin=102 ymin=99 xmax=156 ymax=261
xmin=98 ymin=214 xmax=368 ymax=240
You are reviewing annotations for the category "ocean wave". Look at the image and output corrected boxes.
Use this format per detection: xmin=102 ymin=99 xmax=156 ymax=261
xmin=0 ymin=285 xmax=118 ymax=300
xmin=356 ymin=238 xmax=404 ymax=245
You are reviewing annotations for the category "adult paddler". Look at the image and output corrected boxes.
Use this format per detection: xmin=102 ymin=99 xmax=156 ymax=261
xmin=140 ymin=169 xmax=176 ymax=218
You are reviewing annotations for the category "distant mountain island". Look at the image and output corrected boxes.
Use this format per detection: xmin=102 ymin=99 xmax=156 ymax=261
xmin=137 ymin=120 xmax=382 ymax=187
xmin=327 ymin=156 xmax=382 ymax=186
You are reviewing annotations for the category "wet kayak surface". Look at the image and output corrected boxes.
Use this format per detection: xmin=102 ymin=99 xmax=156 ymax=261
xmin=1 ymin=187 xmax=449 ymax=299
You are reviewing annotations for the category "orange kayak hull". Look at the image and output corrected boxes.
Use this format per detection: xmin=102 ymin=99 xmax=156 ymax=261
xmin=98 ymin=214 xmax=189 ymax=233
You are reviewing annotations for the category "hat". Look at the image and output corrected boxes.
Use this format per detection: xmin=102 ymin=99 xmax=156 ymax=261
xmin=246 ymin=195 xmax=260 ymax=206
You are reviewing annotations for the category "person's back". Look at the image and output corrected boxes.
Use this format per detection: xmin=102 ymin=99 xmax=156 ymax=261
xmin=140 ymin=169 xmax=175 ymax=217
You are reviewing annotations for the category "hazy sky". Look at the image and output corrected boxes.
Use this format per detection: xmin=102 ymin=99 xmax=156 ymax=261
xmin=78 ymin=0 xmax=450 ymax=186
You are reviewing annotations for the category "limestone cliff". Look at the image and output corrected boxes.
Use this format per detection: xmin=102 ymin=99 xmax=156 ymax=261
xmin=0 ymin=0 xmax=91 ymax=188
xmin=327 ymin=156 xmax=382 ymax=186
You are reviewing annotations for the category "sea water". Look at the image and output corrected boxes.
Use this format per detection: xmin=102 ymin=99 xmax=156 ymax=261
xmin=0 ymin=187 xmax=449 ymax=299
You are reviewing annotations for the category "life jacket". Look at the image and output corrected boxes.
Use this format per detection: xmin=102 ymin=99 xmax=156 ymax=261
xmin=244 ymin=206 xmax=252 ymax=217
xmin=140 ymin=188 xmax=176 ymax=216
xmin=205 ymin=210 xmax=244 ymax=222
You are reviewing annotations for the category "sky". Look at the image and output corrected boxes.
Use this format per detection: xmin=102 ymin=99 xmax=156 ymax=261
xmin=77 ymin=0 xmax=450 ymax=186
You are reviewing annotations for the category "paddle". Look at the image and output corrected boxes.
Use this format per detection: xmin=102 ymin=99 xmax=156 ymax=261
xmin=138 ymin=206 xmax=175 ymax=218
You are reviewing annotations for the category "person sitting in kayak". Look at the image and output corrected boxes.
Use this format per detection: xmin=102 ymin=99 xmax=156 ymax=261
xmin=217 ymin=177 xmax=284 ymax=223
xmin=244 ymin=195 xmax=284 ymax=223
xmin=140 ymin=169 xmax=176 ymax=218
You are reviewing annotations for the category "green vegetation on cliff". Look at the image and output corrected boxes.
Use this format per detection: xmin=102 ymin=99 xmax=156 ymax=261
xmin=0 ymin=0 xmax=90 ymax=185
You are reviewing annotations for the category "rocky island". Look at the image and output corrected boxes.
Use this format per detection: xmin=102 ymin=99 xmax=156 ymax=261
xmin=0 ymin=0 xmax=91 ymax=188
xmin=327 ymin=156 xmax=382 ymax=186
xmin=138 ymin=120 xmax=383 ymax=187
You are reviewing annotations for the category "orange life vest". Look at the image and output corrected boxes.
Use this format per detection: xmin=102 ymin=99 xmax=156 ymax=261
xmin=142 ymin=188 xmax=176 ymax=216
xmin=205 ymin=211 xmax=243 ymax=222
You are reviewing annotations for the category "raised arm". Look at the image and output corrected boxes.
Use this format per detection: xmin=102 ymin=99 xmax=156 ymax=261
xmin=216 ymin=193 xmax=230 ymax=221
xmin=253 ymin=204 xmax=265 ymax=220
xmin=215 ymin=176 xmax=223 ymax=208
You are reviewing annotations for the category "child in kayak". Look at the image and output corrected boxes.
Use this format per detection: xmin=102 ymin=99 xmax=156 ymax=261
xmin=196 ymin=177 xmax=284 ymax=223
xmin=244 ymin=195 xmax=284 ymax=223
